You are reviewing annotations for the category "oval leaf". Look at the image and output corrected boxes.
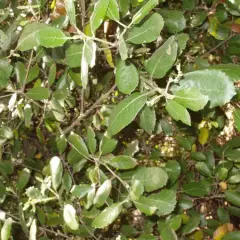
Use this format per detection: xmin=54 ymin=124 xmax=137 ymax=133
xmin=63 ymin=204 xmax=79 ymax=230
xmin=107 ymin=92 xmax=147 ymax=136
xmin=92 ymin=202 xmax=123 ymax=228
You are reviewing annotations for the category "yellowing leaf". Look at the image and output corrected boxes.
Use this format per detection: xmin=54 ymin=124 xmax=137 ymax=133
xmin=198 ymin=127 xmax=209 ymax=145
xmin=213 ymin=223 xmax=234 ymax=240
xmin=102 ymin=39 xmax=114 ymax=68
xmin=193 ymin=230 xmax=204 ymax=240
xmin=84 ymin=23 xmax=93 ymax=37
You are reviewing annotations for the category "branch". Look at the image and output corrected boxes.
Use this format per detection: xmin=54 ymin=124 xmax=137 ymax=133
xmin=62 ymin=84 xmax=117 ymax=135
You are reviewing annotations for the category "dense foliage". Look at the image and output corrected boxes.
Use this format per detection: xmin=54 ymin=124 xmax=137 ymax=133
xmin=1 ymin=0 xmax=240 ymax=239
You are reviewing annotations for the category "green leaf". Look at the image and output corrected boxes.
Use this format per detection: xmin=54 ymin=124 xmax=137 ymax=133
xmin=181 ymin=214 xmax=201 ymax=234
xmin=167 ymin=215 xmax=182 ymax=231
xmin=62 ymin=172 xmax=72 ymax=192
xmin=176 ymin=137 xmax=191 ymax=151
xmin=0 ymin=126 xmax=13 ymax=139
xmin=100 ymin=136 xmax=118 ymax=155
xmin=225 ymin=149 xmax=240 ymax=162
xmin=87 ymin=127 xmax=97 ymax=154
xmin=48 ymin=63 xmax=56 ymax=86
xmin=159 ymin=10 xmax=186 ymax=33
xmin=119 ymin=33 xmax=128 ymax=60
xmin=1 ymin=218 xmax=12 ymax=240
xmin=107 ymin=92 xmax=147 ymax=136
xmin=176 ymin=33 xmax=189 ymax=55
xmin=208 ymin=17 xmax=230 ymax=40
xmin=50 ymin=156 xmax=63 ymax=191
xmin=145 ymin=36 xmax=178 ymax=79
xmin=92 ymin=202 xmax=123 ymax=228
xmin=116 ymin=60 xmax=139 ymax=94
xmin=0 ymin=59 xmax=12 ymax=90
xmin=26 ymin=87 xmax=50 ymax=101
xmin=191 ymin=152 xmax=206 ymax=161
xmin=123 ymin=140 xmax=139 ymax=156
xmin=94 ymin=179 xmax=112 ymax=208
xmin=16 ymin=168 xmax=31 ymax=192
xmin=118 ymin=0 xmax=130 ymax=16
xmin=86 ymin=187 xmax=96 ymax=209
xmin=90 ymin=0 xmax=110 ymax=35
xmin=135 ymin=189 xmax=176 ymax=216
xmin=24 ymin=104 xmax=32 ymax=128
xmin=166 ymin=100 xmax=191 ymax=126
xmin=222 ymin=231 xmax=240 ymax=240
xmin=63 ymin=204 xmax=79 ymax=230
xmin=225 ymin=190 xmax=240 ymax=207
xmin=195 ymin=162 xmax=212 ymax=177
xmin=51 ymin=98 xmax=64 ymax=122
xmin=126 ymin=13 xmax=164 ymax=44
xmin=131 ymin=0 xmax=159 ymax=25
xmin=66 ymin=43 xmax=83 ymax=68
xmin=57 ymin=134 xmax=67 ymax=154
xmin=68 ymin=132 xmax=90 ymax=159
xmin=183 ymin=182 xmax=208 ymax=197
xmin=129 ymin=179 xmax=144 ymax=201
xmin=164 ymin=160 xmax=181 ymax=185
xmin=173 ymin=70 xmax=236 ymax=108
xmin=64 ymin=0 xmax=76 ymax=26
xmin=81 ymin=39 xmax=96 ymax=89
xmin=108 ymin=155 xmax=137 ymax=169
xmin=71 ymin=184 xmax=92 ymax=198
xmin=182 ymin=0 xmax=195 ymax=10
xmin=17 ymin=23 xmax=48 ymax=51
xmin=107 ymin=0 xmax=120 ymax=21
xmin=133 ymin=167 xmax=168 ymax=192
xmin=160 ymin=225 xmax=178 ymax=240
xmin=29 ymin=219 xmax=37 ymax=240
xmin=37 ymin=27 xmax=67 ymax=48
xmin=208 ymin=64 xmax=240 ymax=82
xmin=174 ymin=88 xmax=208 ymax=111
xmin=228 ymin=173 xmax=240 ymax=184
xmin=234 ymin=108 xmax=240 ymax=132
xmin=217 ymin=207 xmax=230 ymax=224
xmin=27 ymin=65 xmax=39 ymax=84
xmin=139 ymin=105 xmax=156 ymax=134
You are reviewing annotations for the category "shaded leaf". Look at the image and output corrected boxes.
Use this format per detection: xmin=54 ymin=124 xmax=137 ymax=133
xmin=139 ymin=105 xmax=156 ymax=134
xmin=225 ymin=190 xmax=240 ymax=207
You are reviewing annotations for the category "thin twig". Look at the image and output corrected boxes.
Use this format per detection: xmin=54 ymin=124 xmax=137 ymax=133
xmin=202 ymin=34 xmax=235 ymax=57
xmin=80 ymin=0 xmax=85 ymax=29
xmin=22 ymin=50 xmax=34 ymax=92
xmin=80 ymin=88 xmax=85 ymax=114
xmin=62 ymin=84 xmax=116 ymax=135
